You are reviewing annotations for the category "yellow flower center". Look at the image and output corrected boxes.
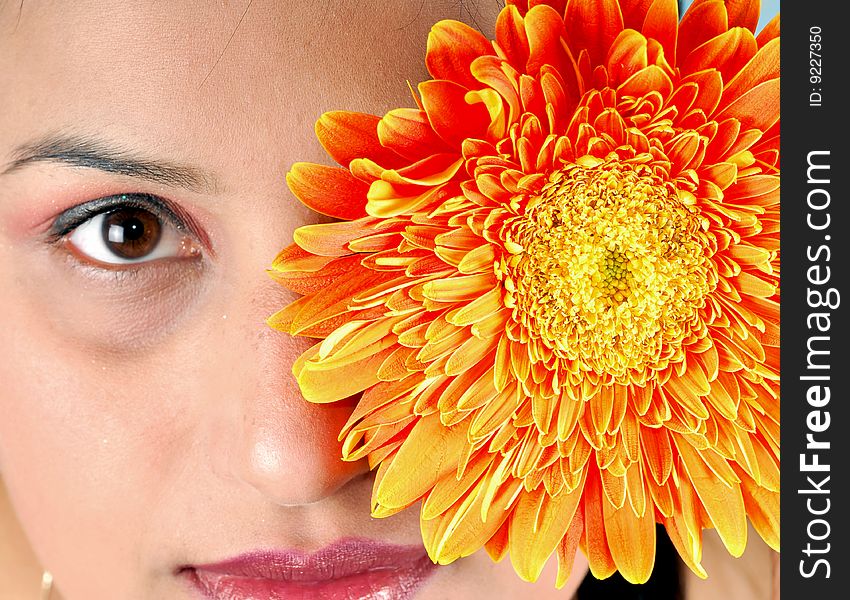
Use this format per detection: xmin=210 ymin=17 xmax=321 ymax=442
xmin=501 ymin=160 xmax=713 ymax=381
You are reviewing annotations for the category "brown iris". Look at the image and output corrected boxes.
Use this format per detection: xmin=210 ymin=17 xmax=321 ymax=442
xmin=101 ymin=208 xmax=162 ymax=259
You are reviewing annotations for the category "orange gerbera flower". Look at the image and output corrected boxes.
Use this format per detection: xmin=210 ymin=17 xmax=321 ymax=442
xmin=268 ymin=0 xmax=780 ymax=585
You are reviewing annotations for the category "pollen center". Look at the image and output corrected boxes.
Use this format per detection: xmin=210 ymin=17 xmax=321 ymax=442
xmin=501 ymin=160 xmax=713 ymax=380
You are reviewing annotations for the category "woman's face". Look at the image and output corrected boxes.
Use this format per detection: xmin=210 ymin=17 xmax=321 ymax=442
xmin=0 ymin=1 xmax=587 ymax=598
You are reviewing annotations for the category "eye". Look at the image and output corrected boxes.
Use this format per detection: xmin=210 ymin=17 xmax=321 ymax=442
xmin=52 ymin=194 xmax=202 ymax=266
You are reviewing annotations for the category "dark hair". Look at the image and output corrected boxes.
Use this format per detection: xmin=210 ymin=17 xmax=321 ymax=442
xmin=577 ymin=526 xmax=683 ymax=600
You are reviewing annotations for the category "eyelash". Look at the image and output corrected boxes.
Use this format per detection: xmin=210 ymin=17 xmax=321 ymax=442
xmin=47 ymin=193 xmax=203 ymax=266
xmin=49 ymin=193 xmax=182 ymax=238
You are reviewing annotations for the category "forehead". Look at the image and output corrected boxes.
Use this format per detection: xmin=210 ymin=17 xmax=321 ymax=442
xmin=0 ymin=0 xmax=472 ymax=170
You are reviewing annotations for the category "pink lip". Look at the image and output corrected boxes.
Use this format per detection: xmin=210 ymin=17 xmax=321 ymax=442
xmin=183 ymin=538 xmax=439 ymax=600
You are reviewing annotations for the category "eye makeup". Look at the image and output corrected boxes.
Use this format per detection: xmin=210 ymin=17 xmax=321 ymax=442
xmin=46 ymin=193 xmax=206 ymax=268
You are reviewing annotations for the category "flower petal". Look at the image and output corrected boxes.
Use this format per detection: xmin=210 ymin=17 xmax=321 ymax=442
xmin=641 ymin=0 xmax=678 ymax=65
xmin=682 ymin=27 xmax=757 ymax=82
xmin=564 ymin=0 xmax=625 ymax=66
xmin=724 ymin=0 xmax=760 ymax=33
xmin=377 ymin=108 xmax=454 ymax=162
xmin=720 ymin=37 xmax=780 ymax=112
xmin=603 ymin=486 xmax=657 ymax=584
xmin=677 ymin=0 xmax=728 ymax=66
xmin=316 ymin=111 xmax=407 ymax=169
xmin=376 ymin=413 xmax=469 ymax=509
xmin=756 ymin=13 xmax=780 ymax=47
xmin=426 ymin=20 xmax=494 ymax=89
xmin=287 ymin=162 xmax=369 ymax=220
xmin=510 ymin=475 xmax=585 ymax=582
xmin=419 ymin=80 xmax=494 ymax=146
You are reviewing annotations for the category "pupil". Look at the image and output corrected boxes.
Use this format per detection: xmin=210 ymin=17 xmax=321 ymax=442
xmin=123 ymin=217 xmax=145 ymax=241
xmin=102 ymin=208 xmax=162 ymax=259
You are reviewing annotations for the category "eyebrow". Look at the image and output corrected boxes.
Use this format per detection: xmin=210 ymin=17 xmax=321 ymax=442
xmin=0 ymin=133 xmax=218 ymax=193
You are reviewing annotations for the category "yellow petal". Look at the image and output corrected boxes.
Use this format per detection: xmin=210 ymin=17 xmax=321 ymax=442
xmin=676 ymin=436 xmax=748 ymax=557
xmin=375 ymin=414 xmax=468 ymax=509
xmin=603 ymin=484 xmax=657 ymax=584
xmin=509 ymin=472 xmax=586 ymax=582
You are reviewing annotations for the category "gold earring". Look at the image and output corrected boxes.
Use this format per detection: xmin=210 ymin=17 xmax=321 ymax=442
xmin=40 ymin=571 xmax=53 ymax=600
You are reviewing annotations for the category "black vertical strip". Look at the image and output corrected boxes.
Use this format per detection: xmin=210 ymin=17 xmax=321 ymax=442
xmin=782 ymin=0 xmax=848 ymax=597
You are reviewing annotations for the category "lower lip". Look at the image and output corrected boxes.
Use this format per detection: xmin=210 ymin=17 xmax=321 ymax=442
xmin=187 ymin=553 xmax=437 ymax=600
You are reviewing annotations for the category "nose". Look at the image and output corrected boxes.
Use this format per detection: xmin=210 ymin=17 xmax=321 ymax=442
xmin=213 ymin=278 xmax=369 ymax=506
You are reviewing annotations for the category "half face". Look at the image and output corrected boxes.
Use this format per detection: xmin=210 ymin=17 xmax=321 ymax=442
xmin=0 ymin=1 xmax=586 ymax=598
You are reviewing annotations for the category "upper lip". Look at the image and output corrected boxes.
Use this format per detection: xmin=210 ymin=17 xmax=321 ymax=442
xmin=187 ymin=537 xmax=432 ymax=582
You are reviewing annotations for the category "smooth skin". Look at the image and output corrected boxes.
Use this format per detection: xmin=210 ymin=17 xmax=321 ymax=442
xmin=0 ymin=1 xmax=588 ymax=598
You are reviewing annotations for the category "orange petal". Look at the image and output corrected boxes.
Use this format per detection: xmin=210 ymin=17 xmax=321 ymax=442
xmin=288 ymin=271 xmax=402 ymax=335
xmin=297 ymin=345 xmax=394 ymax=403
xmin=484 ymin=518 xmax=511 ymax=562
xmin=676 ymin=437 xmax=748 ymax=557
xmin=525 ymin=4 xmax=573 ymax=78
xmin=375 ymin=414 xmax=468 ymax=509
xmin=582 ymin=466 xmax=617 ymax=578
xmin=471 ymin=56 xmax=523 ymax=126
xmin=422 ymin=472 xmax=520 ymax=564
xmin=286 ymin=162 xmax=368 ymax=220
xmin=555 ymin=506 xmax=585 ymax=588
xmin=377 ymin=108 xmax=453 ymax=162
xmin=422 ymin=451 xmax=493 ymax=519
xmin=426 ymin=19 xmax=494 ymax=89
xmin=316 ymin=111 xmax=406 ymax=169
xmin=422 ymin=273 xmax=497 ymax=303
xmin=618 ymin=0 xmax=655 ymax=30
xmin=509 ymin=473 xmax=586 ymax=582
xmin=720 ymin=37 xmax=779 ymax=112
xmin=680 ymin=69 xmax=723 ymax=118
xmin=641 ymin=427 xmax=673 ymax=485
xmin=724 ymin=0 xmax=760 ymax=33
xmin=682 ymin=27 xmax=757 ymax=82
xmin=617 ymin=65 xmax=673 ymax=99
xmin=268 ymin=254 xmax=361 ymax=296
xmin=641 ymin=0 xmax=678 ymax=64
xmin=677 ymin=0 xmax=728 ymax=66
xmin=380 ymin=153 xmax=464 ymax=187
xmin=602 ymin=489 xmax=657 ymax=584
xmin=419 ymin=80 xmax=493 ymax=146
xmin=293 ymin=219 xmax=390 ymax=257
xmin=664 ymin=371 xmax=710 ymax=419
xmin=495 ymin=4 xmax=530 ymax=71
xmin=756 ymin=13 xmax=779 ymax=47
xmin=564 ymin=0 xmax=624 ymax=67
xmin=606 ymin=29 xmax=648 ymax=86
xmin=741 ymin=480 xmax=780 ymax=551
xmin=664 ymin=511 xmax=707 ymax=577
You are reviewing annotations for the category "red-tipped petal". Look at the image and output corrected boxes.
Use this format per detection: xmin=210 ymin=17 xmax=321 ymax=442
xmin=720 ymin=37 xmax=779 ymax=111
xmin=642 ymin=0 xmax=678 ymax=65
xmin=564 ymin=0 xmax=624 ymax=66
xmin=427 ymin=20 xmax=494 ymax=89
xmin=682 ymin=27 xmax=757 ymax=83
xmin=377 ymin=108 xmax=453 ymax=162
xmin=677 ymin=0 xmax=728 ymax=66
xmin=618 ymin=0 xmax=655 ymax=30
xmin=716 ymin=78 xmax=779 ymax=132
xmin=419 ymin=80 xmax=494 ymax=146
xmin=495 ymin=4 xmax=531 ymax=71
xmin=525 ymin=4 xmax=570 ymax=76
xmin=287 ymin=163 xmax=369 ymax=220
xmin=724 ymin=0 xmax=761 ymax=33
xmin=607 ymin=29 xmax=648 ymax=86
xmin=756 ymin=13 xmax=779 ymax=47
xmin=316 ymin=111 xmax=407 ymax=169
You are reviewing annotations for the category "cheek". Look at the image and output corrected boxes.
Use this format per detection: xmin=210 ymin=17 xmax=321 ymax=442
xmin=0 ymin=283 xmax=195 ymax=589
